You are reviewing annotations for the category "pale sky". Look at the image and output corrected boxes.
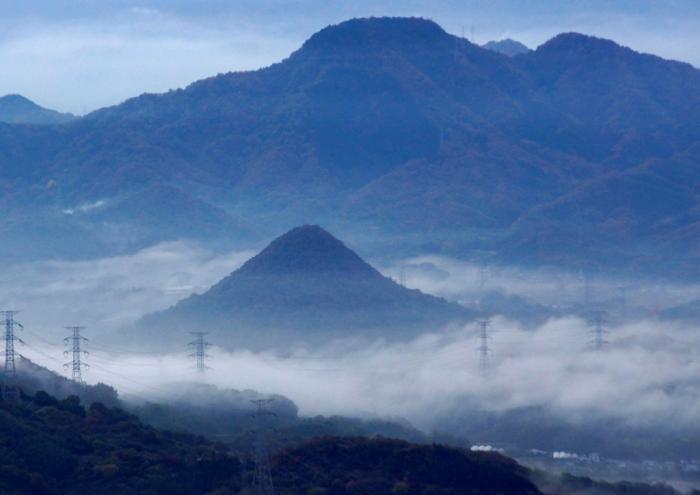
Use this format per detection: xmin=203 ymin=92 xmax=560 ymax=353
xmin=1 ymin=0 xmax=698 ymax=114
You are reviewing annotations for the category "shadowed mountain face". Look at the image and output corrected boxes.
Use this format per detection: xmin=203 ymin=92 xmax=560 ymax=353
xmin=0 ymin=391 xmax=245 ymax=494
xmin=138 ymin=225 xmax=472 ymax=349
xmin=1 ymin=17 xmax=699 ymax=275
xmin=274 ymin=437 xmax=542 ymax=495
xmin=0 ymin=94 xmax=75 ymax=125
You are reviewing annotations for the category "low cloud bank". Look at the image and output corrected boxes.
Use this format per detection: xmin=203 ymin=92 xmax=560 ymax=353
xmin=18 ymin=316 xmax=700 ymax=434
xmin=4 ymin=243 xmax=700 ymax=439
xmin=381 ymin=255 xmax=700 ymax=318
xmin=0 ymin=241 xmax=254 ymax=338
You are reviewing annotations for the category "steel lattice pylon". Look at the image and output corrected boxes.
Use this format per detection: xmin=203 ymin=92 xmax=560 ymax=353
xmin=476 ymin=318 xmax=492 ymax=375
xmin=64 ymin=326 xmax=88 ymax=383
xmin=188 ymin=332 xmax=212 ymax=373
xmin=251 ymin=399 xmax=276 ymax=495
xmin=1 ymin=311 xmax=23 ymax=401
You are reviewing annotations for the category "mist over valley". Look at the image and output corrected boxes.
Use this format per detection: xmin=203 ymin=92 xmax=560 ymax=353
xmin=2 ymin=8 xmax=700 ymax=495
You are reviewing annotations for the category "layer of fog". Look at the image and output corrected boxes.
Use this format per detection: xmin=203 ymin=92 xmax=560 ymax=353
xmin=6 ymin=240 xmax=700 ymax=344
xmin=381 ymin=255 xmax=700 ymax=319
xmin=0 ymin=241 xmax=255 ymax=339
xmin=4 ymin=241 xmax=700 ymax=438
xmin=17 ymin=316 xmax=700 ymax=434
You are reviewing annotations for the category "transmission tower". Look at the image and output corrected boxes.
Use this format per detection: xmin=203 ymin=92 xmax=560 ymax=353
xmin=588 ymin=311 xmax=609 ymax=351
xmin=617 ymin=286 xmax=629 ymax=320
xmin=581 ymin=271 xmax=593 ymax=309
xmin=477 ymin=265 xmax=489 ymax=292
xmin=188 ymin=332 xmax=211 ymax=372
xmin=63 ymin=326 xmax=88 ymax=383
xmin=476 ymin=318 xmax=492 ymax=375
xmin=1 ymin=310 xmax=24 ymax=401
xmin=251 ymin=399 xmax=276 ymax=495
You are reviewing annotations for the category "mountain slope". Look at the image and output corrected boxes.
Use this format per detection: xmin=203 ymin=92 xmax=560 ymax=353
xmin=0 ymin=391 xmax=242 ymax=495
xmin=0 ymin=18 xmax=699 ymax=275
xmin=80 ymin=184 xmax=259 ymax=251
xmin=0 ymin=391 xmax=682 ymax=495
xmin=504 ymin=151 xmax=700 ymax=273
xmin=274 ymin=437 xmax=542 ymax=495
xmin=138 ymin=225 xmax=472 ymax=348
xmin=516 ymin=33 xmax=700 ymax=163
xmin=0 ymin=94 xmax=76 ymax=125
xmin=13 ymin=357 xmax=120 ymax=407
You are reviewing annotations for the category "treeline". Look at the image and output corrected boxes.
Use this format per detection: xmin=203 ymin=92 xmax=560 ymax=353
xmin=0 ymin=390 xmax=695 ymax=495
xmin=0 ymin=391 xmax=241 ymax=494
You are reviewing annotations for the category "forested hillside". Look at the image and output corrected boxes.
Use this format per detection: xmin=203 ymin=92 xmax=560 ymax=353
xmin=0 ymin=17 xmax=698 ymax=276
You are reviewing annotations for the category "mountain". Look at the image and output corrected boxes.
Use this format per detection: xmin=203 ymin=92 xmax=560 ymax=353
xmin=13 ymin=357 xmax=120 ymax=408
xmin=0 ymin=94 xmax=76 ymax=125
xmin=1 ymin=18 xmax=700 ymax=276
xmin=0 ymin=389 xmax=684 ymax=495
xmin=274 ymin=436 xmax=542 ymax=494
xmin=0 ymin=183 xmax=259 ymax=261
xmin=482 ymin=38 xmax=530 ymax=56
xmin=138 ymin=225 xmax=472 ymax=348
xmin=75 ymin=184 xmax=259 ymax=252
xmin=278 ymin=437 xmax=689 ymax=495
xmin=127 ymin=382 xmax=437 ymax=452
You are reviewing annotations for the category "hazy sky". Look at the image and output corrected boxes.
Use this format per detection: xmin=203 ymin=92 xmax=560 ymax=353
xmin=1 ymin=0 xmax=699 ymax=114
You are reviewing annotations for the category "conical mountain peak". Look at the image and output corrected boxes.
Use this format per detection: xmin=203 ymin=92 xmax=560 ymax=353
xmin=0 ymin=94 xmax=35 ymax=107
xmin=138 ymin=225 xmax=472 ymax=348
xmin=0 ymin=93 xmax=76 ymax=125
xmin=236 ymin=225 xmax=377 ymax=276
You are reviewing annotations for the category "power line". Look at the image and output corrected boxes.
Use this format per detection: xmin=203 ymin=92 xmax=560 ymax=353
xmin=20 ymin=343 xmax=62 ymax=364
xmin=21 ymin=328 xmax=62 ymax=348
xmin=87 ymin=361 xmax=175 ymax=397
xmin=89 ymin=352 xmax=172 ymax=367
xmin=88 ymin=343 xmax=170 ymax=356
xmin=64 ymin=326 xmax=88 ymax=383
xmin=1 ymin=310 xmax=24 ymax=401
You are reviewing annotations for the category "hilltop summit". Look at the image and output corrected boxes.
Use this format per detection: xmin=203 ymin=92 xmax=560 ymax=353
xmin=237 ymin=225 xmax=376 ymax=276
xmin=0 ymin=94 xmax=75 ymax=125
xmin=138 ymin=226 xmax=472 ymax=349
xmin=301 ymin=17 xmax=449 ymax=52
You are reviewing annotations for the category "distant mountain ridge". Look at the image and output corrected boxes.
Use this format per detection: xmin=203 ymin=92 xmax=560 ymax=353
xmin=1 ymin=17 xmax=699 ymax=277
xmin=482 ymin=38 xmax=530 ymax=56
xmin=138 ymin=225 xmax=472 ymax=348
xmin=0 ymin=94 xmax=75 ymax=125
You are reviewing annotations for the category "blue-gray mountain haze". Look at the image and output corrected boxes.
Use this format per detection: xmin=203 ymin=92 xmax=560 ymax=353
xmin=1 ymin=17 xmax=698 ymax=279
